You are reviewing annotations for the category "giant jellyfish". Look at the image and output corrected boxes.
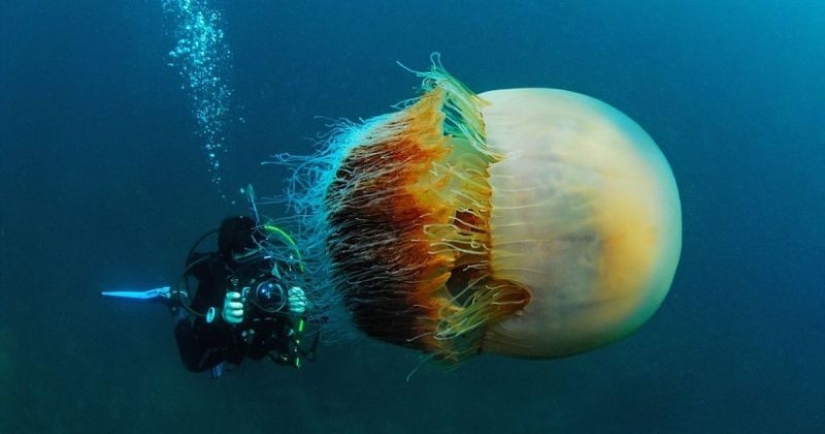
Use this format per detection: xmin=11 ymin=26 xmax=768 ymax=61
xmin=283 ymin=57 xmax=681 ymax=363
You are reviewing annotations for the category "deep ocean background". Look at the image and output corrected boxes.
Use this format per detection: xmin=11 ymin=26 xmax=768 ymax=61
xmin=1 ymin=1 xmax=823 ymax=433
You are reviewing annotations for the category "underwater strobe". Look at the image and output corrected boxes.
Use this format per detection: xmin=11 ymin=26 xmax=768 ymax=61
xmin=282 ymin=55 xmax=682 ymax=364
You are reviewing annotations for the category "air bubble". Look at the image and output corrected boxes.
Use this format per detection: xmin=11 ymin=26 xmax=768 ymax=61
xmin=162 ymin=0 xmax=232 ymax=193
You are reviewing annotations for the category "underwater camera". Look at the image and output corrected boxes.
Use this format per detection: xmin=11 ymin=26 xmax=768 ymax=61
xmin=244 ymin=278 xmax=287 ymax=313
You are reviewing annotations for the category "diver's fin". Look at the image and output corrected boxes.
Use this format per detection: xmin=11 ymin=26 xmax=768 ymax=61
xmin=100 ymin=286 xmax=172 ymax=301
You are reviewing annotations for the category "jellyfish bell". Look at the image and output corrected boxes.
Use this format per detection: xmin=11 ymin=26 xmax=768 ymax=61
xmin=478 ymin=88 xmax=681 ymax=358
xmin=285 ymin=58 xmax=681 ymax=363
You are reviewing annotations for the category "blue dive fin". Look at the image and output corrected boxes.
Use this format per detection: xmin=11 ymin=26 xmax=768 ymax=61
xmin=100 ymin=286 xmax=172 ymax=301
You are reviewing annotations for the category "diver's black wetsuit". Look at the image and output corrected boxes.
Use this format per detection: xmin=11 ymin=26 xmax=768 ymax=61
xmin=174 ymin=222 xmax=296 ymax=373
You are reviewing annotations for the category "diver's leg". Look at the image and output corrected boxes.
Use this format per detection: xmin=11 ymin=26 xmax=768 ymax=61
xmin=174 ymin=319 xmax=223 ymax=373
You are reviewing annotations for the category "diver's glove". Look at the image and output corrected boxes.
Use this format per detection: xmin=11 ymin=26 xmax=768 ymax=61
xmin=288 ymin=287 xmax=309 ymax=315
xmin=221 ymin=291 xmax=244 ymax=324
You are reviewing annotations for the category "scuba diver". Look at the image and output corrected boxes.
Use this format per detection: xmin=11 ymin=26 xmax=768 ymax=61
xmin=102 ymin=214 xmax=318 ymax=378
xmin=174 ymin=215 xmax=314 ymax=376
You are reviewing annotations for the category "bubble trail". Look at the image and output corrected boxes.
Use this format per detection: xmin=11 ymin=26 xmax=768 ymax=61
xmin=162 ymin=0 xmax=233 ymax=190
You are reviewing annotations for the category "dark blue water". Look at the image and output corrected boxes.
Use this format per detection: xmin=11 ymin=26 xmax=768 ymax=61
xmin=1 ymin=1 xmax=823 ymax=432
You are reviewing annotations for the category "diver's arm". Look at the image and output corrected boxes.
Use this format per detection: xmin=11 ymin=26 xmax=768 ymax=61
xmin=187 ymin=253 xmax=233 ymax=315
